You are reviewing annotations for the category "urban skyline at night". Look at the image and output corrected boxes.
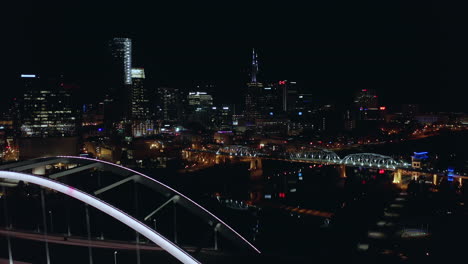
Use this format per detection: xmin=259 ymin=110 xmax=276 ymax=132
xmin=2 ymin=1 xmax=468 ymax=263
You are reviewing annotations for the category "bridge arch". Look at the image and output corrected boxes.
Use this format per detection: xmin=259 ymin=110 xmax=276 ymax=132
xmin=0 ymin=170 xmax=199 ymax=264
xmin=217 ymin=145 xmax=261 ymax=157
xmin=0 ymin=156 xmax=261 ymax=260
xmin=289 ymin=148 xmax=341 ymax=163
xmin=341 ymin=153 xmax=400 ymax=169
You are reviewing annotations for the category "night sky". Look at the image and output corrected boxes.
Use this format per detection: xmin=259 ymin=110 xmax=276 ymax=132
xmin=5 ymin=0 xmax=468 ymax=112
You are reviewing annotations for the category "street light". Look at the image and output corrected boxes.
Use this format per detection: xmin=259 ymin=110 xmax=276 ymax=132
xmin=153 ymin=219 xmax=157 ymax=230
xmin=114 ymin=251 xmax=118 ymax=264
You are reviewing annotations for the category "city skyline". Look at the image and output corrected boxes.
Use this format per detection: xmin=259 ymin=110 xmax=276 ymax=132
xmin=2 ymin=2 xmax=468 ymax=263
xmin=4 ymin=43 xmax=466 ymax=112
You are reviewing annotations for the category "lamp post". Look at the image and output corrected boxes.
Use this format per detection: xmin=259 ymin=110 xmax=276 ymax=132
xmin=114 ymin=251 xmax=118 ymax=264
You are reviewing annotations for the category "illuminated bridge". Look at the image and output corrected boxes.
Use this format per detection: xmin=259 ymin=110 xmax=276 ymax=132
xmin=188 ymin=146 xmax=410 ymax=170
xmin=0 ymin=157 xmax=261 ymax=264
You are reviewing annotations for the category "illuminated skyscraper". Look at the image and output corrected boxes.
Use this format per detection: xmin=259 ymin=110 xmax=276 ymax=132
xmin=130 ymin=68 xmax=153 ymax=137
xmin=106 ymin=38 xmax=133 ymax=125
xmin=130 ymin=68 xmax=150 ymax=119
xmin=251 ymin=48 xmax=259 ymax=83
xmin=244 ymin=49 xmax=263 ymax=123
xmin=109 ymin=38 xmax=133 ymax=85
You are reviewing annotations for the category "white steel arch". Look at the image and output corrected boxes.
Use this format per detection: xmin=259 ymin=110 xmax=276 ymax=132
xmin=57 ymin=156 xmax=261 ymax=254
xmin=289 ymin=149 xmax=341 ymax=163
xmin=0 ymin=171 xmax=200 ymax=264
xmin=341 ymin=153 xmax=400 ymax=169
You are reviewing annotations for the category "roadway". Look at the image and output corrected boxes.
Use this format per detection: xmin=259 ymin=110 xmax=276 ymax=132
xmin=0 ymin=229 xmax=166 ymax=252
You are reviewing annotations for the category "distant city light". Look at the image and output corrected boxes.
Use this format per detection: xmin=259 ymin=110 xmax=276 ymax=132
xmin=131 ymin=68 xmax=145 ymax=79
xmin=189 ymin=92 xmax=207 ymax=95
xmin=21 ymin=74 xmax=36 ymax=78
xmin=298 ymin=112 xmax=303 ymax=116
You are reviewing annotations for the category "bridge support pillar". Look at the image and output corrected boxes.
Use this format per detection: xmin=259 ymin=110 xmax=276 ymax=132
xmin=393 ymin=169 xmax=402 ymax=184
xmin=250 ymin=158 xmax=263 ymax=180
xmin=339 ymin=164 xmax=347 ymax=178
xmin=250 ymin=159 xmax=263 ymax=170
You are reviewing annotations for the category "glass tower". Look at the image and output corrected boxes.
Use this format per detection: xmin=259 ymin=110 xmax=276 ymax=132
xmin=110 ymin=38 xmax=132 ymax=85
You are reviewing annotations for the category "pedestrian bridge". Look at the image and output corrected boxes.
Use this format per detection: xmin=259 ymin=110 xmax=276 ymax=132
xmin=187 ymin=146 xmax=410 ymax=170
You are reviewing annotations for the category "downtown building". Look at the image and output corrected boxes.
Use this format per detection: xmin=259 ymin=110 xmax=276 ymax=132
xmin=156 ymin=87 xmax=186 ymax=131
xmin=107 ymin=37 xmax=133 ymax=126
xmin=130 ymin=68 xmax=154 ymax=137
xmin=187 ymin=91 xmax=214 ymax=128
xmin=18 ymin=74 xmax=79 ymax=159
xmin=353 ymin=88 xmax=386 ymax=133
xmin=244 ymin=49 xmax=264 ymax=124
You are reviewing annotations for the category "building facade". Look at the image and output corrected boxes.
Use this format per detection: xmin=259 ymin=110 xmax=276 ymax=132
xmin=109 ymin=38 xmax=133 ymax=85
xmin=20 ymin=74 xmax=77 ymax=137
xmin=130 ymin=68 xmax=154 ymax=137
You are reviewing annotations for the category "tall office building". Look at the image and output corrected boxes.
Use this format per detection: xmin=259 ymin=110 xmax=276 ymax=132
xmin=130 ymin=68 xmax=154 ymax=137
xmin=257 ymin=84 xmax=282 ymax=117
xmin=354 ymin=89 xmax=383 ymax=121
xmin=107 ymin=38 xmax=133 ymax=125
xmin=157 ymin=87 xmax=185 ymax=123
xmin=277 ymin=80 xmax=299 ymax=113
xmin=109 ymin=38 xmax=133 ymax=85
xmin=20 ymin=74 xmax=76 ymax=137
xmin=244 ymin=49 xmax=263 ymax=123
xmin=211 ymin=105 xmax=234 ymax=130
xmin=19 ymin=74 xmax=79 ymax=159
xmin=130 ymin=68 xmax=150 ymax=119
xmin=187 ymin=91 xmax=214 ymax=128
xmin=354 ymin=89 xmax=378 ymax=109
